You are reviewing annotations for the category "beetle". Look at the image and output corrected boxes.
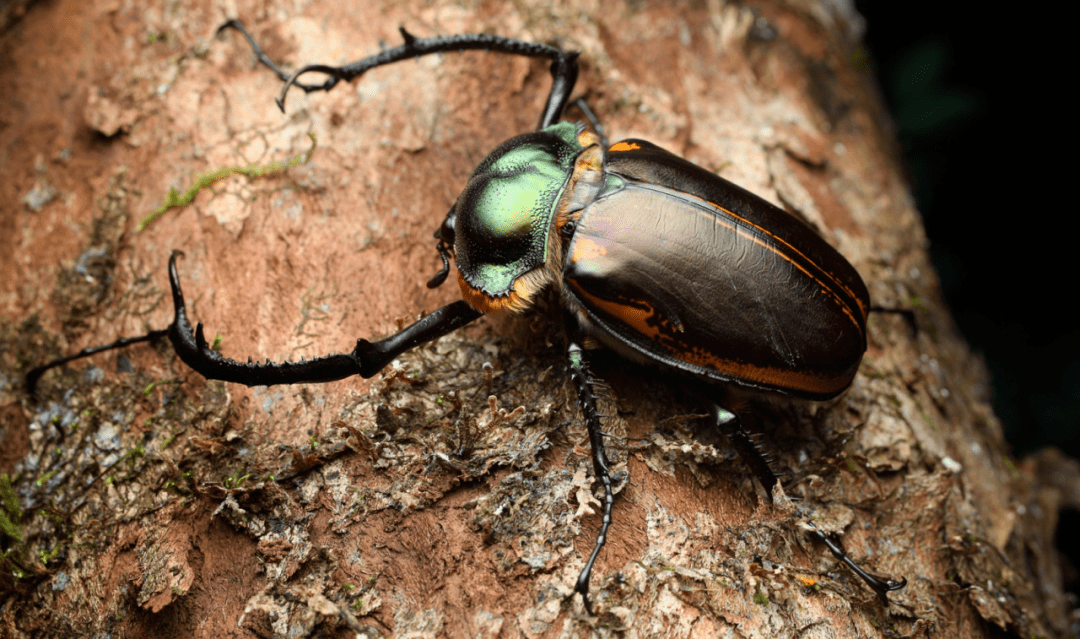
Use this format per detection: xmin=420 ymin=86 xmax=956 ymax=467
xmin=27 ymin=19 xmax=906 ymax=612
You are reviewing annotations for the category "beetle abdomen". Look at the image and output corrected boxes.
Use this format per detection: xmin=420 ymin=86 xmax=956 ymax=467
xmin=563 ymin=177 xmax=867 ymax=399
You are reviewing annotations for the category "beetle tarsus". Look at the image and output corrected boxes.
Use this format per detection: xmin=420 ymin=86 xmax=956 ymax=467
xmin=25 ymin=328 xmax=169 ymax=396
xmin=809 ymin=529 xmax=907 ymax=603
xmin=219 ymin=20 xmax=334 ymax=95
xmin=221 ymin=20 xmax=581 ymax=123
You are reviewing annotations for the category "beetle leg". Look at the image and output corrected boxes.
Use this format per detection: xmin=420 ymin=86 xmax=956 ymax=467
xmin=27 ymin=252 xmax=483 ymax=393
xmin=807 ymin=529 xmax=908 ymax=603
xmin=165 ymin=251 xmax=482 ymax=385
xmin=566 ymin=341 xmax=613 ymax=615
xmin=713 ymin=405 xmax=781 ymax=493
xmin=218 ymin=20 xmax=580 ymax=127
xmin=26 ymin=329 xmax=169 ymax=396
xmin=713 ymin=403 xmax=908 ymax=603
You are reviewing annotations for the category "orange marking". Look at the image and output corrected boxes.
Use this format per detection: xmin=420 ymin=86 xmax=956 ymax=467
xmin=570 ymin=237 xmax=608 ymax=263
xmin=718 ymin=209 xmax=863 ymax=332
xmin=570 ymin=281 xmax=852 ymax=396
xmin=702 ymin=195 xmax=868 ymax=324
xmin=577 ymin=130 xmax=601 ymax=149
xmin=457 ymin=273 xmax=525 ymax=315
xmin=609 ymin=141 xmax=641 ymax=153
xmin=651 ymin=189 xmax=865 ymax=334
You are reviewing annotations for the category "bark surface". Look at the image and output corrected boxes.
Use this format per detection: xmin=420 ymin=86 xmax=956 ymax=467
xmin=0 ymin=1 xmax=1075 ymax=638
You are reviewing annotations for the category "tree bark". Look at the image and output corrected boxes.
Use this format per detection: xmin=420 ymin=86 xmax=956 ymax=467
xmin=0 ymin=0 xmax=1074 ymax=638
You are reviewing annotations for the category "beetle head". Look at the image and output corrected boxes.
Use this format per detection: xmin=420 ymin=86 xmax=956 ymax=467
xmin=452 ymin=122 xmax=583 ymax=314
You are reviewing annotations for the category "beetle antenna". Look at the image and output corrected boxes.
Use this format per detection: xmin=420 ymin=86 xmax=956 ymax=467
xmin=427 ymin=241 xmax=453 ymax=289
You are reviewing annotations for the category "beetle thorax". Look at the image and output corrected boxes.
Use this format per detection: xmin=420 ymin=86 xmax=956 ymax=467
xmin=453 ymin=124 xmax=603 ymax=316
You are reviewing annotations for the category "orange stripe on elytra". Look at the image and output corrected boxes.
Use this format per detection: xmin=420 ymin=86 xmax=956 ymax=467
xmin=608 ymin=141 xmax=641 ymax=153
xmin=632 ymin=183 xmax=864 ymax=334
xmin=569 ymin=282 xmax=849 ymax=395
xmin=569 ymin=236 xmax=608 ymax=264
xmin=701 ymin=195 xmax=867 ymax=323
xmin=697 ymin=205 xmax=864 ymax=334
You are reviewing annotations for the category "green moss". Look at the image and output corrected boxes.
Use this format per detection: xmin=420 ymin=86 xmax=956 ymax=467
xmin=139 ymin=133 xmax=317 ymax=230
xmin=34 ymin=469 xmax=59 ymax=488
xmin=38 ymin=544 xmax=61 ymax=565
xmin=0 ymin=474 xmax=23 ymax=542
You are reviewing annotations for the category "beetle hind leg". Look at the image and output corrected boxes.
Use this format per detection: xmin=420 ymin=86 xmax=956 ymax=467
xmin=714 ymin=403 xmax=907 ymax=603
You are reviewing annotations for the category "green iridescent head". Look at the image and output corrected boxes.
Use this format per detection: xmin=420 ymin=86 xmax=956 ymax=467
xmin=453 ymin=122 xmax=583 ymax=301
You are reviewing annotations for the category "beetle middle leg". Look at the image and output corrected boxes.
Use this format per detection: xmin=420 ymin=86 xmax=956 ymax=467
xmin=565 ymin=339 xmax=614 ymax=615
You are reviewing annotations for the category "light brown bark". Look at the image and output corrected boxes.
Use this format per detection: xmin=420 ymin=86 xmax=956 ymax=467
xmin=0 ymin=0 xmax=1074 ymax=637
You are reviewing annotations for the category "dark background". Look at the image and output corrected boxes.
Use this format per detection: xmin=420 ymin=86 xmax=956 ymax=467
xmin=854 ymin=3 xmax=1074 ymax=459
xmin=854 ymin=1 xmax=1077 ymax=596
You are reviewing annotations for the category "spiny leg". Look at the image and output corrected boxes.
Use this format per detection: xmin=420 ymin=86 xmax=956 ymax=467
xmin=218 ymin=19 xmax=580 ymax=129
xmin=565 ymin=340 xmax=614 ymax=615
xmin=29 ymin=251 xmax=483 ymax=393
xmin=713 ymin=403 xmax=906 ymax=603
xmin=165 ymin=251 xmax=482 ymax=385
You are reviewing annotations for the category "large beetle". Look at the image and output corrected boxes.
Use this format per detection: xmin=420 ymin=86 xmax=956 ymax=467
xmin=28 ymin=20 xmax=905 ymax=611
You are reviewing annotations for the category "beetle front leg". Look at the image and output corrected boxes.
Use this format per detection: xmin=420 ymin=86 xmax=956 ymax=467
xmin=565 ymin=340 xmax=614 ymax=615
xmin=166 ymin=251 xmax=482 ymax=386
xmin=218 ymin=19 xmax=580 ymax=124
xmin=26 ymin=329 xmax=170 ymax=395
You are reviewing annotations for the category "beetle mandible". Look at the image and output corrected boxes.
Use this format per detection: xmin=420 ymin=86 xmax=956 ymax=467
xmin=27 ymin=19 xmax=906 ymax=612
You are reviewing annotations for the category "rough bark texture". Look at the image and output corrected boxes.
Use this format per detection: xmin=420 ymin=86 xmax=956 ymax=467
xmin=0 ymin=1 xmax=1075 ymax=638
